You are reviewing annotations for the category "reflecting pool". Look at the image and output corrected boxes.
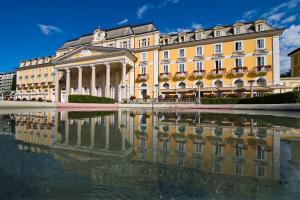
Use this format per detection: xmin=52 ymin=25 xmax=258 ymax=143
xmin=1 ymin=109 xmax=300 ymax=199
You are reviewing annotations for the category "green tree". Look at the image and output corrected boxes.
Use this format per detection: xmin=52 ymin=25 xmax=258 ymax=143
xmin=11 ymin=74 xmax=16 ymax=91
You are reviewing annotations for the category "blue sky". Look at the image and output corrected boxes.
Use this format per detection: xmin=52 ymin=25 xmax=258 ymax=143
xmin=0 ymin=0 xmax=300 ymax=73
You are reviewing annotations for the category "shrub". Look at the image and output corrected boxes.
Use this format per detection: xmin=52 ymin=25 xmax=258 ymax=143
xmin=16 ymin=98 xmax=21 ymax=101
xmin=47 ymin=100 xmax=52 ymax=102
xmin=68 ymin=95 xmax=115 ymax=104
xmin=38 ymin=97 xmax=43 ymax=102
xmin=31 ymin=98 xmax=36 ymax=101
xmin=68 ymin=111 xmax=113 ymax=119
xmin=202 ymin=98 xmax=240 ymax=104
xmin=10 ymin=98 xmax=14 ymax=101
xmin=130 ymin=96 xmax=136 ymax=101
xmin=239 ymin=91 xmax=300 ymax=104
xmin=202 ymin=92 xmax=300 ymax=104
xmin=22 ymin=98 xmax=27 ymax=101
xmin=225 ymin=93 xmax=239 ymax=98
xmin=204 ymin=93 xmax=217 ymax=98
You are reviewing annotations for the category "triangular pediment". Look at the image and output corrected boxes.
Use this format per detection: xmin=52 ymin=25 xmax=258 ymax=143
xmin=52 ymin=46 xmax=125 ymax=63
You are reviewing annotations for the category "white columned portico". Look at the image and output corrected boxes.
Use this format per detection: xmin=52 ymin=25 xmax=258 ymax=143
xmin=122 ymin=61 xmax=127 ymax=100
xmin=105 ymin=63 xmax=111 ymax=98
xmin=54 ymin=69 xmax=60 ymax=103
xmin=77 ymin=66 xmax=82 ymax=94
xmin=91 ymin=65 xmax=96 ymax=96
xmin=65 ymin=68 xmax=70 ymax=102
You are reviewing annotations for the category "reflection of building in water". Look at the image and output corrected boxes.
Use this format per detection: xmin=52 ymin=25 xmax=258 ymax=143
xmin=0 ymin=115 xmax=14 ymax=135
xmin=14 ymin=112 xmax=56 ymax=150
xmin=12 ymin=110 xmax=287 ymax=198
xmin=132 ymin=111 xmax=281 ymax=180
xmin=289 ymin=140 xmax=300 ymax=169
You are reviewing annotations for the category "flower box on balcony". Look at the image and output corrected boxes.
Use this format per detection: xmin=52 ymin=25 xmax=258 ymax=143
xmin=207 ymin=68 xmax=226 ymax=79
xmin=160 ymin=58 xmax=171 ymax=64
xmin=174 ymin=71 xmax=188 ymax=80
xmin=137 ymin=74 xmax=149 ymax=82
xmin=248 ymin=65 xmax=271 ymax=77
xmin=190 ymin=70 xmax=206 ymax=79
xmin=226 ymin=67 xmax=248 ymax=79
xmin=176 ymin=57 xmax=186 ymax=63
xmin=159 ymin=72 xmax=172 ymax=81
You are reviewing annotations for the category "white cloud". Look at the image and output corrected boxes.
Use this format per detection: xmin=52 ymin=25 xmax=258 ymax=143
xmin=137 ymin=4 xmax=152 ymax=19
xmin=158 ymin=0 xmax=180 ymax=8
xmin=163 ymin=22 xmax=202 ymax=35
xmin=267 ymin=12 xmax=285 ymax=22
xmin=262 ymin=0 xmax=299 ymax=18
xmin=241 ymin=9 xmax=258 ymax=21
xmin=191 ymin=23 xmax=203 ymax=29
xmin=38 ymin=24 xmax=61 ymax=36
xmin=137 ymin=0 xmax=180 ymax=18
xmin=282 ymin=15 xmax=298 ymax=24
xmin=280 ymin=25 xmax=300 ymax=72
xmin=118 ymin=18 xmax=128 ymax=25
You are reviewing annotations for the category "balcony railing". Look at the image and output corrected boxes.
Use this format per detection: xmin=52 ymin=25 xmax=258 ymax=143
xmin=190 ymin=70 xmax=206 ymax=79
xmin=137 ymin=74 xmax=149 ymax=82
xmin=207 ymin=68 xmax=226 ymax=79
xmin=211 ymin=68 xmax=226 ymax=75
xmin=230 ymin=67 xmax=248 ymax=74
xmin=159 ymin=72 xmax=172 ymax=81
xmin=254 ymin=65 xmax=272 ymax=72
xmin=174 ymin=71 xmax=188 ymax=80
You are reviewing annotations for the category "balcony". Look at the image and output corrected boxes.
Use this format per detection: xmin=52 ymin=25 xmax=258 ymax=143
xmin=248 ymin=65 xmax=271 ymax=77
xmin=37 ymin=74 xmax=42 ymax=78
xmin=159 ymin=72 xmax=172 ymax=81
xmin=176 ymin=57 xmax=187 ymax=63
xmin=207 ymin=68 xmax=226 ymax=79
xmin=160 ymin=58 xmax=171 ymax=64
xmin=174 ymin=71 xmax=188 ymax=80
xmin=190 ymin=70 xmax=206 ymax=79
xmin=137 ymin=74 xmax=149 ymax=82
xmin=44 ymin=73 xmax=49 ymax=77
xmin=226 ymin=67 xmax=248 ymax=78
xmin=19 ymin=76 xmax=23 ymax=80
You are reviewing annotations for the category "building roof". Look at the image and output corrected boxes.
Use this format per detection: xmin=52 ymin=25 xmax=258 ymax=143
xmin=288 ymin=47 xmax=300 ymax=56
xmin=58 ymin=22 xmax=158 ymax=50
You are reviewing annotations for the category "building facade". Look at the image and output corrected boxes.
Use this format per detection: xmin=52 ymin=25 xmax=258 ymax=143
xmin=16 ymin=19 xmax=283 ymax=102
xmin=0 ymin=72 xmax=15 ymax=94
xmin=288 ymin=47 xmax=300 ymax=77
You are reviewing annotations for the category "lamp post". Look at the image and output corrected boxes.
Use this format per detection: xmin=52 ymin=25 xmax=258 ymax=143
xmin=248 ymin=80 xmax=255 ymax=98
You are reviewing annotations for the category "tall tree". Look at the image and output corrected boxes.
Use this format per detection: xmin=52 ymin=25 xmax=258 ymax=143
xmin=11 ymin=74 xmax=16 ymax=91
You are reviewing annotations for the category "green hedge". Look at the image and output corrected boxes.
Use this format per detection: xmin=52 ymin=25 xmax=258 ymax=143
xmin=202 ymin=98 xmax=240 ymax=104
xmin=202 ymin=92 xmax=300 ymax=104
xmin=68 ymin=111 xmax=113 ymax=119
xmin=68 ymin=95 xmax=115 ymax=104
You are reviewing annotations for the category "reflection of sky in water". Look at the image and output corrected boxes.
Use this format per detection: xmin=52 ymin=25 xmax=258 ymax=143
xmin=0 ymin=110 xmax=300 ymax=199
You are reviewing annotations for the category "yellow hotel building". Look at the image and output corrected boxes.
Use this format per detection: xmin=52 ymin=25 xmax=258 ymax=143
xmin=16 ymin=19 xmax=283 ymax=102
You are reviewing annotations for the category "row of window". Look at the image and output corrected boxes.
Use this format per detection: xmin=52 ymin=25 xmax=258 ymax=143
xmin=156 ymin=57 xmax=266 ymax=74
xmin=20 ymin=67 xmax=50 ymax=76
xmin=141 ymin=38 xmax=266 ymax=61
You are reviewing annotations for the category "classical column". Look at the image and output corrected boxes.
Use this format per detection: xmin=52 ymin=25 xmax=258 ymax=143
xmin=65 ymin=68 xmax=70 ymax=102
xmin=90 ymin=65 xmax=96 ymax=96
xmin=105 ymin=63 xmax=111 ymax=98
xmin=77 ymin=66 xmax=82 ymax=94
xmin=65 ymin=116 xmax=69 ymax=145
xmin=90 ymin=118 xmax=95 ymax=148
xmin=122 ymin=61 xmax=127 ymax=100
xmin=54 ymin=69 xmax=60 ymax=103
xmin=105 ymin=116 xmax=110 ymax=149
xmin=77 ymin=120 xmax=81 ymax=146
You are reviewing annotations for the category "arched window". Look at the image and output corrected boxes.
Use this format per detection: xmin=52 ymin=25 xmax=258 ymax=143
xmin=195 ymin=81 xmax=204 ymax=88
xmin=178 ymin=126 xmax=186 ymax=133
xmin=178 ymin=82 xmax=186 ymax=89
xmin=214 ymin=127 xmax=223 ymax=136
xmin=256 ymin=78 xmax=267 ymax=87
xmin=234 ymin=79 xmax=244 ymax=88
xmin=162 ymin=83 xmax=169 ymax=89
xmin=214 ymin=80 xmax=223 ymax=88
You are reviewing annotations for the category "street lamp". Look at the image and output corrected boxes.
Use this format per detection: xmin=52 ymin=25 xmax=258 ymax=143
xmin=248 ymin=80 xmax=255 ymax=98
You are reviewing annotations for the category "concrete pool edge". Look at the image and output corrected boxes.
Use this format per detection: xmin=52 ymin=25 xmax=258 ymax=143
xmin=1 ymin=101 xmax=300 ymax=111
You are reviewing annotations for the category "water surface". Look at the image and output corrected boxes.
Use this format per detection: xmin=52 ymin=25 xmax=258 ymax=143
xmin=0 ymin=109 xmax=300 ymax=199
